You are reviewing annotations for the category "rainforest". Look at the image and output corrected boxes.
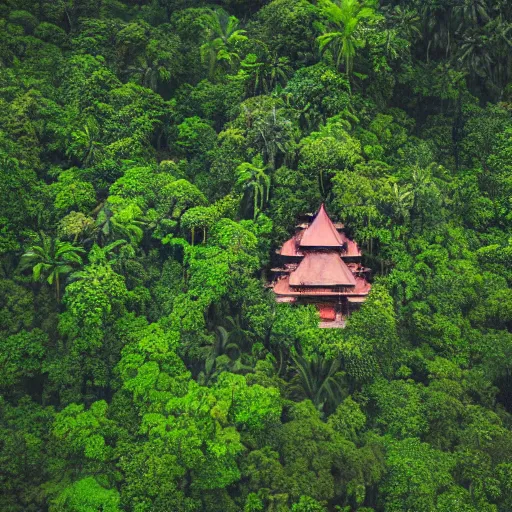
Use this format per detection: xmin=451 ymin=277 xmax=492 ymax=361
xmin=1 ymin=0 xmax=512 ymax=510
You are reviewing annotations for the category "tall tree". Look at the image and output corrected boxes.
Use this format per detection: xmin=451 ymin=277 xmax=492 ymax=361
xmin=20 ymin=234 xmax=85 ymax=302
xmin=200 ymin=10 xmax=248 ymax=78
xmin=287 ymin=353 xmax=347 ymax=414
xmin=236 ymin=156 xmax=271 ymax=219
xmin=317 ymin=0 xmax=379 ymax=75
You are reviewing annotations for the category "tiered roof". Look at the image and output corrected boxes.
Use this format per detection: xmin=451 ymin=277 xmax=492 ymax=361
xmin=272 ymin=204 xmax=371 ymax=305
xmin=273 ymin=275 xmax=371 ymax=297
xmin=278 ymin=205 xmax=362 ymax=259
xmin=279 ymin=236 xmax=303 ymax=257
xmin=289 ymin=252 xmax=356 ymax=287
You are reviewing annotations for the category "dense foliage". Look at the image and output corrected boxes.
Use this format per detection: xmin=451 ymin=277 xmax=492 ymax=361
xmin=1 ymin=0 xmax=512 ymax=510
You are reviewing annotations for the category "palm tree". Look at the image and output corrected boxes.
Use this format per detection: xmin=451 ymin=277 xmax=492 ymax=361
xmin=87 ymin=239 xmax=133 ymax=265
xmin=456 ymin=29 xmax=493 ymax=80
xmin=236 ymin=156 xmax=271 ymax=219
xmin=317 ymin=0 xmax=379 ymax=76
xmin=208 ymin=326 xmax=241 ymax=369
xmin=390 ymin=183 xmax=414 ymax=223
xmin=123 ymin=35 xmax=182 ymax=93
xmin=287 ymin=354 xmax=347 ymax=414
xmin=486 ymin=18 xmax=512 ymax=92
xmin=419 ymin=1 xmax=453 ymax=61
xmin=265 ymin=54 xmax=292 ymax=91
xmin=226 ymin=313 xmax=252 ymax=348
xmin=94 ymin=202 xmax=145 ymax=246
xmin=453 ymin=0 xmax=490 ymax=34
xmin=67 ymin=118 xmax=103 ymax=167
xmin=20 ymin=233 xmax=85 ymax=301
xmin=200 ymin=10 xmax=248 ymax=78
xmin=124 ymin=55 xmax=168 ymax=92
xmin=250 ymin=105 xmax=296 ymax=169
xmin=240 ymin=53 xmax=266 ymax=95
xmin=287 ymin=98 xmax=324 ymax=133
xmin=200 ymin=325 xmax=252 ymax=385
xmin=383 ymin=5 xmax=421 ymax=42
xmin=79 ymin=239 xmax=136 ymax=282
xmin=245 ymin=53 xmax=293 ymax=93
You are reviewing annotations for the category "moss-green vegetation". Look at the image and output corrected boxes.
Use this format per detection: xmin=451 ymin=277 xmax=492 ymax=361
xmin=1 ymin=0 xmax=512 ymax=510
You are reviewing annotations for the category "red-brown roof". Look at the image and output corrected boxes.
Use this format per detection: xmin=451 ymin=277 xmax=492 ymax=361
xmin=279 ymin=236 xmax=303 ymax=257
xmin=273 ymin=275 xmax=371 ymax=297
xmin=289 ymin=252 xmax=356 ymax=287
xmin=339 ymin=232 xmax=362 ymax=257
xmin=299 ymin=204 xmax=343 ymax=248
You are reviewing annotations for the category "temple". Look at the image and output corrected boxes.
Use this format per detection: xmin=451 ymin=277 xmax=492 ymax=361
xmin=270 ymin=204 xmax=371 ymax=327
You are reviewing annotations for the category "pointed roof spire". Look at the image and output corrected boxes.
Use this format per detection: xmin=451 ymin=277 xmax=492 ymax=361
xmin=299 ymin=203 xmax=343 ymax=248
